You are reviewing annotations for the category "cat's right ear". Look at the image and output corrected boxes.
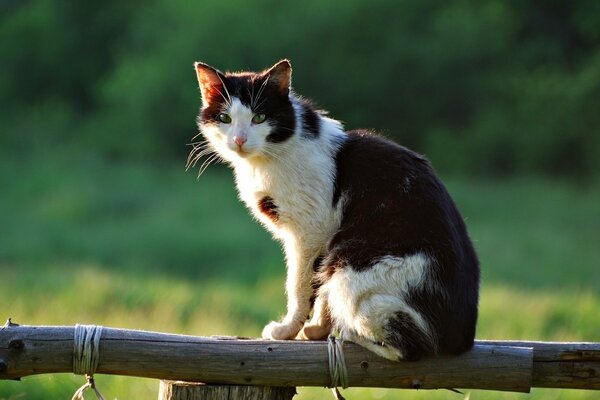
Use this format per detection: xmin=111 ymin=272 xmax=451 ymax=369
xmin=263 ymin=59 xmax=292 ymax=96
xmin=194 ymin=62 xmax=226 ymax=105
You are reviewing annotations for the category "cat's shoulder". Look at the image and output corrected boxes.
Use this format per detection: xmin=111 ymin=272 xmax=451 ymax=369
xmin=337 ymin=129 xmax=432 ymax=174
xmin=332 ymin=129 xmax=440 ymax=206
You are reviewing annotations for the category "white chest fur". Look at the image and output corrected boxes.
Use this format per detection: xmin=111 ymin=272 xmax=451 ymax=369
xmin=232 ymin=118 xmax=346 ymax=252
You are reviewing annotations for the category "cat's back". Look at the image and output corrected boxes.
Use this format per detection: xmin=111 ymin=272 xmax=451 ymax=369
xmin=333 ymin=130 xmax=458 ymax=243
xmin=332 ymin=129 xmax=477 ymax=271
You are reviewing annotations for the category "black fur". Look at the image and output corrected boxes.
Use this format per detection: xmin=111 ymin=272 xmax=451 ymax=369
xmin=310 ymin=255 xmax=325 ymax=308
xmin=300 ymin=99 xmax=320 ymax=137
xmin=323 ymin=130 xmax=480 ymax=357
xmin=386 ymin=312 xmax=434 ymax=361
xmin=258 ymin=196 xmax=279 ymax=222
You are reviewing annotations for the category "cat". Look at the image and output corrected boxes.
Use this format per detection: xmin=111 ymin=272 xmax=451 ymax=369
xmin=191 ymin=59 xmax=480 ymax=361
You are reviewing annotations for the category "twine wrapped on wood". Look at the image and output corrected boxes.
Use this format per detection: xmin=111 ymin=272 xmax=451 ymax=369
xmin=328 ymin=335 xmax=348 ymax=400
xmin=71 ymin=324 xmax=105 ymax=400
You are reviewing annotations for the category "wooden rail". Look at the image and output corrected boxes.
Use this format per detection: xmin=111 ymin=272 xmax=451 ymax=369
xmin=1 ymin=322 xmax=599 ymax=394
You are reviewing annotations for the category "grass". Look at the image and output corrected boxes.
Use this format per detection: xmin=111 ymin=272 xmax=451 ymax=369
xmin=0 ymin=155 xmax=599 ymax=399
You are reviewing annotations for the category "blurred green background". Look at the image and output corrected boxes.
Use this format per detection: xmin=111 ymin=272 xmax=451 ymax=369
xmin=0 ymin=1 xmax=599 ymax=399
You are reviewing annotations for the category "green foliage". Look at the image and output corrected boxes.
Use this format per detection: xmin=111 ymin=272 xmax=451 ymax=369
xmin=1 ymin=0 xmax=599 ymax=176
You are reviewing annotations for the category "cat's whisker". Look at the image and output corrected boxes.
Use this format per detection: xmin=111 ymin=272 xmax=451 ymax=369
xmin=188 ymin=143 xmax=211 ymax=153
xmin=198 ymin=155 xmax=216 ymax=178
xmin=197 ymin=153 xmax=221 ymax=178
xmin=196 ymin=150 xmax=216 ymax=160
xmin=187 ymin=147 xmax=210 ymax=161
xmin=187 ymin=142 xmax=210 ymax=152
xmin=186 ymin=144 xmax=206 ymax=162
xmin=250 ymin=77 xmax=257 ymax=109
xmin=213 ymin=86 xmax=231 ymax=108
xmin=187 ymin=152 xmax=207 ymax=172
xmin=215 ymin=73 xmax=232 ymax=107
xmin=186 ymin=144 xmax=215 ymax=169
xmin=190 ymin=131 xmax=205 ymax=142
xmin=187 ymin=139 xmax=211 ymax=149
xmin=253 ymin=76 xmax=270 ymax=111
xmin=186 ymin=155 xmax=201 ymax=171
xmin=187 ymin=152 xmax=205 ymax=168
xmin=254 ymin=97 xmax=268 ymax=111
xmin=195 ymin=146 xmax=213 ymax=154
xmin=276 ymin=126 xmax=296 ymax=132
xmin=186 ymin=148 xmax=216 ymax=170
xmin=186 ymin=148 xmax=200 ymax=167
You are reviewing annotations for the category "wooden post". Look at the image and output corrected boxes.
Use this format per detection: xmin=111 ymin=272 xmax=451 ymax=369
xmin=158 ymin=381 xmax=296 ymax=400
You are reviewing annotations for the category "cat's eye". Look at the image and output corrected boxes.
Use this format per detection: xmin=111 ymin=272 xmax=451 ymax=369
xmin=252 ymin=113 xmax=266 ymax=124
xmin=218 ymin=113 xmax=232 ymax=124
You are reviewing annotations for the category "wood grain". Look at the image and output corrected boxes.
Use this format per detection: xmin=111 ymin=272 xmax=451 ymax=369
xmin=1 ymin=324 xmax=597 ymax=392
xmin=158 ymin=381 xmax=296 ymax=400
xmin=480 ymin=340 xmax=600 ymax=389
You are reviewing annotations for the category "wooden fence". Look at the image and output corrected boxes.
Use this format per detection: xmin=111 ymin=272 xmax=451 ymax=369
xmin=1 ymin=320 xmax=599 ymax=399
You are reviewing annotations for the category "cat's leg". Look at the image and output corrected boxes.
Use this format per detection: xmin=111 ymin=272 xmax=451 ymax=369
xmin=262 ymin=241 xmax=317 ymax=340
xmin=296 ymin=294 xmax=331 ymax=340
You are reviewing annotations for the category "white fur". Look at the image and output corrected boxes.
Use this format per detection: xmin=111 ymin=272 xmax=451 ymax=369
xmin=319 ymin=253 xmax=437 ymax=358
xmin=200 ymin=93 xmax=347 ymax=339
xmin=200 ymin=98 xmax=274 ymax=162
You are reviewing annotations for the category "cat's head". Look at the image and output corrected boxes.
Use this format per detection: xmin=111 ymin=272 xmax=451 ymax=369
xmin=193 ymin=60 xmax=296 ymax=164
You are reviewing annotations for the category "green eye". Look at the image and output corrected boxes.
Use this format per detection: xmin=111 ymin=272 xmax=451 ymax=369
xmin=252 ymin=113 xmax=266 ymax=124
xmin=218 ymin=113 xmax=232 ymax=123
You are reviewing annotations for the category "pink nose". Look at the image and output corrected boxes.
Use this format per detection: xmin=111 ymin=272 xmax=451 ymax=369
xmin=234 ymin=135 xmax=247 ymax=148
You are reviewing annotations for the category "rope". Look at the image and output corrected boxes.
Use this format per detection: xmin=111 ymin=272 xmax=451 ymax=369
xmin=71 ymin=376 xmax=105 ymax=400
xmin=328 ymin=335 xmax=349 ymax=400
xmin=72 ymin=324 xmax=105 ymax=400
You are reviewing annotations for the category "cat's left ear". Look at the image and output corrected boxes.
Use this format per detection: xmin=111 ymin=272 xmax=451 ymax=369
xmin=194 ymin=61 xmax=227 ymax=105
xmin=264 ymin=59 xmax=292 ymax=96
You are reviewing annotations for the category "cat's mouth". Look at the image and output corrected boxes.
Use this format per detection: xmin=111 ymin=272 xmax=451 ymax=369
xmin=230 ymin=142 xmax=259 ymax=158
xmin=232 ymin=145 xmax=256 ymax=158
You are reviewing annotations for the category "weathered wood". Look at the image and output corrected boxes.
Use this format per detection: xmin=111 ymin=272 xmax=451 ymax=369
xmin=480 ymin=340 xmax=600 ymax=390
xmin=158 ymin=381 xmax=296 ymax=400
xmin=0 ymin=324 xmax=533 ymax=392
xmin=0 ymin=324 xmax=597 ymax=392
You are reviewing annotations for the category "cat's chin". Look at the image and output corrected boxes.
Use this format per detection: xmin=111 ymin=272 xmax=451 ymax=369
xmin=231 ymin=148 xmax=268 ymax=162
xmin=230 ymin=150 xmax=253 ymax=161
xmin=234 ymin=149 xmax=251 ymax=158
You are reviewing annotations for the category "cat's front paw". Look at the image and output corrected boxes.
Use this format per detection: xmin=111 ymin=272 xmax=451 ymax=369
xmin=262 ymin=320 xmax=303 ymax=340
xmin=296 ymin=323 xmax=331 ymax=340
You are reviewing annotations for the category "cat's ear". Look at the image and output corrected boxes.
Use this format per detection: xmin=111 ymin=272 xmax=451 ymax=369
xmin=194 ymin=62 xmax=226 ymax=105
xmin=263 ymin=59 xmax=292 ymax=95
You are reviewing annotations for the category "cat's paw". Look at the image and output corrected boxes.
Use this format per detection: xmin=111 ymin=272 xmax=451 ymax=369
xmin=349 ymin=334 xmax=406 ymax=361
xmin=262 ymin=320 xmax=303 ymax=340
xmin=296 ymin=323 xmax=331 ymax=340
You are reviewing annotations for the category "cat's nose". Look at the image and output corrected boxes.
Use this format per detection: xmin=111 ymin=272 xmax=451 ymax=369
xmin=233 ymin=134 xmax=247 ymax=149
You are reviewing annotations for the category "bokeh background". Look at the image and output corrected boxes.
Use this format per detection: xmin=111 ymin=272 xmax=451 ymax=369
xmin=1 ymin=1 xmax=599 ymax=399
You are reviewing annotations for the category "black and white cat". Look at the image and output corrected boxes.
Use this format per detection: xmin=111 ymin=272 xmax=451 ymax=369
xmin=191 ymin=60 xmax=480 ymax=361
